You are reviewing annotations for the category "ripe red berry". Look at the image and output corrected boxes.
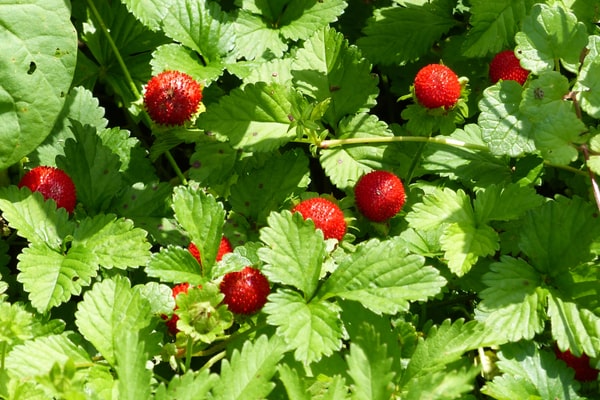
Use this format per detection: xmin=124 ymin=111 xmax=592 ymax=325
xmin=219 ymin=267 xmax=270 ymax=315
xmin=18 ymin=166 xmax=77 ymax=214
xmin=163 ymin=283 xmax=190 ymax=335
xmin=143 ymin=70 xmax=202 ymax=126
xmin=354 ymin=170 xmax=406 ymax=222
xmin=413 ymin=64 xmax=461 ymax=109
xmin=554 ymin=345 xmax=599 ymax=382
xmin=188 ymin=237 xmax=233 ymax=264
xmin=489 ymin=50 xmax=529 ymax=85
xmin=291 ymin=197 xmax=347 ymax=242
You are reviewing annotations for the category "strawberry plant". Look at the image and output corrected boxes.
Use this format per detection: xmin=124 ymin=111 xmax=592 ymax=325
xmin=1 ymin=0 xmax=600 ymax=399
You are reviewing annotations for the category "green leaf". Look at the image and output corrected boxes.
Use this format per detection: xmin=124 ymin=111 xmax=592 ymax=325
xmin=547 ymin=293 xmax=600 ymax=358
xmin=114 ymin=330 xmax=152 ymax=400
xmin=402 ymin=367 xmax=480 ymax=400
xmin=278 ymin=363 xmax=349 ymax=400
xmin=121 ymin=0 xmax=170 ymax=31
xmin=162 ymin=0 xmax=234 ymax=64
xmin=519 ymin=196 xmax=600 ymax=276
xmin=482 ymin=341 xmax=584 ymax=400
xmin=515 ymin=3 xmax=588 ymax=73
xmin=74 ymin=276 xmax=154 ymax=365
xmin=72 ymin=214 xmax=151 ymax=270
xmin=0 ymin=300 xmax=34 ymax=348
xmin=0 ymin=0 xmax=76 ymax=169
xmin=357 ymin=2 xmax=457 ymax=65
xmin=151 ymin=43 xmax=225 ymax=87
xmin=259 ymin=211 xmax=327 ymax=299
xmin=172 ymin=185 xmax=226 ymax=274
xmin=211 ymin=335 xmax=286 ymax=400
xmin=292 ymin=27 xmax=378 ymax=125
xmin=6 ymin=333 xmax=91 ymax=380
xmin=401 ymin=319 xmax=505 ymax=385
xmin=155 ymin=370 xmax=218 ymax=400
xmin=318 ymin=238 xmax=446 ymax=314
xmin=0 ymin=187 xmax=72 ymax=247
xmin=473 ymin=183 xmax=543 ymax=223
xmin=230 ymin=150 xmax=310 ymax=224
xmin=196 ymin=82 xmax=301 ymax=152
xmin=476 ymin=256 xmax=546 ymax=341
xmin=461 ymin=0 xmax=536 ymax=57
xmin=232 ymin=10 xmax=288 ymax=60
xmin=574 ymin=35 xmax=600 ymax=118
xmin=176 ymin=284 xmax=233 ymax=343
xmin=146 ymin=246 xmax=205 ymax=285
xmin=189 ymin=138 xmax=238 ymax=187
xmin=440 ymin=222 xmax=499 ymax=276
xmin=277 ymin=0 xmax=347 ymax=41
xmin=478 ymin=81 xmax=535 ymax=157
xmin=264 ymin=289 xmax=344 ymax=365
xmin=17 ymin=242 xmax=97 ymax=313
xmin=346 ymin=323 xmax=395 ymax=400
xmin=57 ymin=122 xmax=123 ymax=213
xmin=406 ymin=187 xmax=474 ymax=232
xmin=320 ymin=114 xmax=406 ymax=192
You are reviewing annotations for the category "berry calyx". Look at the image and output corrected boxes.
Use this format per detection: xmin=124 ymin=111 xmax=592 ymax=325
xmin=291 ymin=197 xmax=347 ymax=242
xmin=354 ymin=170 xmax=406 ymax=222
xmin=143 ymin=70 xmax=202 ymax=126
xmin=163 ymin=283 xmax=190 ymax=335
xmin=18 ymin=166 xmax=77 ymax=214
xmin=554 ymin=345 xmax=599 ymax=382
xmin=413 ymin=64 xmax=461 ymax=109
xmin=219 ymin=267 xmax=270 ymax=315
xmin=188 ymin=237 xmax=233 ymax=264
xmin=489 ymin=50 xmax=529 ymax=85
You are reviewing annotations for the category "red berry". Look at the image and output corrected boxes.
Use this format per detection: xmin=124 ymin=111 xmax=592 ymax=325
xmin=489 ymin=50 xmax=529 ymax=85
xmin=354 ymin=170 xmax=406 ymax=222
xmin=220 ymin=267 xmax=270 ymax=315
xmin=163 ymin=283 xmax=190 ymax=335
xmin=554 ymin=345 xmax=599 ymax=382
xmin=18 ymin=166 xmax=77 ymax=214
xmin=188 ymin=237 xmax=233 ymax=264
xmin=291 ymin=197 xmax=347 ymax=242
xmin=143 ymin=70 xmax=202 ymax=126
xmin=413 ymin=64 xmax=461 ymax=109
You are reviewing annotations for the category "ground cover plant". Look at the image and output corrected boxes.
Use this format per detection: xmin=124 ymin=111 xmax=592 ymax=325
xmin=1 ymin=0 xmax=600 ymax=398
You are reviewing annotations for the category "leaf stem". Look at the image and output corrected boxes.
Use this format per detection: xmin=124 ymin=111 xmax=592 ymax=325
xmin=184 ymin=336 xmax=194 ymax=372
xmin=85 ymin=0 xmax=188 ymax=185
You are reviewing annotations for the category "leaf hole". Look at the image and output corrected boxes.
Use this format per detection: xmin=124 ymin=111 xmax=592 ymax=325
xmin=27 ymin=61 xmax=36 ymax=75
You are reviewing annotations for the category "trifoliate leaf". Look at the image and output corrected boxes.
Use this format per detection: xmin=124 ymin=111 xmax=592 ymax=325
xmin=172 ymin=185 xmax=226 ymax=273
xmin=515 ymin=3 xmax=588 ymax=73
xmin=17 ymin=242 xmax=97 ymax=313
xmin=292 ymin=27 xmax=378 ymax=125
xmin=146 ymin=245 xmax=205 ymax=285
xmin=478 ymin=81 xmax=535 ymax=157
xmin=196 ymin=82 xmax=301 ymax=152
xmin=6 ymin=333 xmax=91 ymax=380
xmin=520 ymin=71 xmax=570 ymax=118
xmin=346 ymin=322 xmax=395 ymax=400
xmin=230 ymin=150 xmax=310 ymax=225
xmin=264 ymin=289 xmax=344 ymax=365
xmin=114 ymin=330 xmax=152 ymax=400
xmin=547 ymin=294 xmax=600 ymax=358
xmin=241 ymin=58 xmax=295 ymax=86
xmin=401 ymin=319 xmax=505 ymax=385
xmin=461 ymin=0 xmax=536 ymax=57
xmin=573 ymin=35 xmax=600 ymax=118
xmin=357 ymin=1 xmax=457 ymax=65
xmin=440 ymin=222 xmax=499 ymax=276
xmin=421 ymin=124 xmax=513 ymax=189
xmin=482 ymin=341 xmax=584 ymax=400
xmin=473 ymin=183 xmax=543 ymax=223
xmin=320 ymin=113 xmax=404 ymax=192
xmin=74 ymin=276 xmax=154 ymax=365
xmin=0 ymin=187 xmax=72 ymax=248
xmin=406 ymin=187 xmax=474 ymax=231
xmin=519 ymin=196 xmax=600 ymax=277
xmin=121 ymin=0 xmax=169 ymax=31
xmin=319 ymin=237 xmax=446 ymax=314
xmin=476 ymin=256 xmax=546 ymax=341
xmin=211 ymin=334 xmax=286 ymax=400
xmin=151 ymin=43 xmax=225 ymax=86
xmin=72 ymin=214 xmax=151 ymax=270
xmin=175 ymin=284 xmax=233 ymax=343
xmin=259 ymin=211 xmax=326 ymax=300
xmin=232 ymin=10 xmax=288 ymax=60
xmin=162 ymin=0 xmax=234 ymax=63
xmin=57 ymin=121 xmax=123 ymax=213
xmin=155 ymin=369 xmax=218 ymax=400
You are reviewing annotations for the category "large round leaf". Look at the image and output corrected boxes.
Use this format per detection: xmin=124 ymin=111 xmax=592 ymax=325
xmin=0 ymin=0 xmax=77 ymax=168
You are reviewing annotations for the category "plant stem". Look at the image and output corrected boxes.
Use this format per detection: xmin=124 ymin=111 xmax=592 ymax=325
xmin=318 ymin=135 xmax=489 ymax=151
xmin=184 ymin=336 xmax=194 ymax=372
xmin=85 ymin=0 xmax=187 ymax=185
